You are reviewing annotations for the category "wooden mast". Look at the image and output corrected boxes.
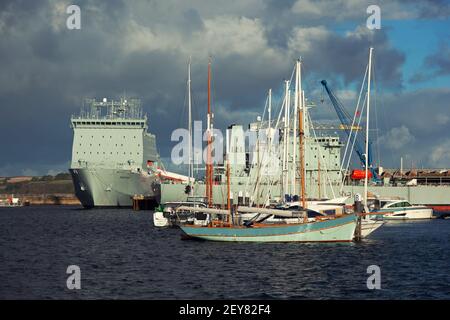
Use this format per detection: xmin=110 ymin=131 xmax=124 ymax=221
xmin=292 ymin=60 xmax=299 ymax=197
xmin=297 ymin=59 xmax=306 ymax=209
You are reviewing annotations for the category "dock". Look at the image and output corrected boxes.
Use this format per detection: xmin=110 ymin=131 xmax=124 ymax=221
xmin=132 ymin=195 xmax=157 ymax=211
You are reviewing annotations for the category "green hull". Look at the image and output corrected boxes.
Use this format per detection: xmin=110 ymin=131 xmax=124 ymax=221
xmin=181 ymin=214 xmax=357 ymax=242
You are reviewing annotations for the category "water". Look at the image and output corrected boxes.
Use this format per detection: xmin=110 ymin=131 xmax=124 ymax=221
xmin=1 ymin=206 xmax=449 ymax=299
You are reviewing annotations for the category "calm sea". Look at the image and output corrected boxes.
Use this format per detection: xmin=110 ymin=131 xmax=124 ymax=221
xmin=1 ymin=206 xmax=449 ymax=299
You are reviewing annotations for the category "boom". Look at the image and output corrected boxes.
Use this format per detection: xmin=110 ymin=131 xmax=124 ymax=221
xmin=320 ymin=80 xmax=378 ymax=180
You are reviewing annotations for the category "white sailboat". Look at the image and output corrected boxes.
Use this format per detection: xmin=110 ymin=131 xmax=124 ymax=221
xmin=153 ymin=58 xmax=198 ymax=227
xmin=360 ymin=47 xmax=384 ymax=236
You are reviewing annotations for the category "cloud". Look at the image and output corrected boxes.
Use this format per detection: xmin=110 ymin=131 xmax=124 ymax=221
xmin=429 ymin=139 xmax=450 ymax=168
xmin=0 ymin=0 xmax=446 ymax=175
xmin=378 ymin=126 xmax=415 ymax=150
xmin=308 ymin=87 xmax=450 ymax=168
xmin=287 ymin=25 xmax=405 ymax=86
xmin=363 ymin=88 xmax=450 ymax=168
xmin=425 ymin=43 xmax=450 ymax=77
xmin=0 ymin=161 xmax=71 ymax=177
xmin=291 ymin=0 xmax=450 ymax=21
xmin=410 ymin=43 xmax=450 ymax=83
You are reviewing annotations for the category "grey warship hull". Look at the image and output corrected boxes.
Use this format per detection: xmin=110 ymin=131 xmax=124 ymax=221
xmin=70 ymin=168 xmax=160 ymax=208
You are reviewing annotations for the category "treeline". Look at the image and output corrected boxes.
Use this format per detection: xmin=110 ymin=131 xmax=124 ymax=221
xmin=0 ymin=173 xmax=75 ymax=195
xmin=30 ymin=173 xmax=72 ymax=182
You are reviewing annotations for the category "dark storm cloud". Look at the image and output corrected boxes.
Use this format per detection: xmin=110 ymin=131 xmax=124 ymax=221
xmin=412 ymin=0 xmax=450 ymax=19
xmin=425 ymin=43 xmax=450 ymax=76
xmin=287 ymin=26 xmax=405 ymax=87
xmin=410 ymin=43 xmax=450 ymax=83
xmin=0 ymin=0 xmax=446 ymax=175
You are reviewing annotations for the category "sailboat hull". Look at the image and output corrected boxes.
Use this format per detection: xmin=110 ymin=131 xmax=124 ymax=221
xmin=180 ymin=214 xmax=357 ymax=242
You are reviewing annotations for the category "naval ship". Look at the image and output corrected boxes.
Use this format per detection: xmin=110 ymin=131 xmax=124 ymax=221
xmin=69 ymin=98 xmax=161 ymax=208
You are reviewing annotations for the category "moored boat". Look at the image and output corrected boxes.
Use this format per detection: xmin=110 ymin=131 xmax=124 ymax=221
xmin=372 ymin=199 xmax=433 ymax=220
xmin=0 ymin=195 xmax=23 ymax=207
xmin=180 ymin=213 xmax=357 ymax=242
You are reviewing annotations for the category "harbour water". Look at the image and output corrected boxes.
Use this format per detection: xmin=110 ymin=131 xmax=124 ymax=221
xmin=1 ymin=206 xmax=449 ymax=299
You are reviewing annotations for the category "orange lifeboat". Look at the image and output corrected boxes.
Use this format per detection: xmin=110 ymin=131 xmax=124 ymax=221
xmin=351 ymin=169 xmax=372 ymax=180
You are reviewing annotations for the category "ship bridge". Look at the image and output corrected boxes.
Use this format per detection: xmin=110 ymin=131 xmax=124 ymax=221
xmin=70 ymin=97 xmax=159 ymax=171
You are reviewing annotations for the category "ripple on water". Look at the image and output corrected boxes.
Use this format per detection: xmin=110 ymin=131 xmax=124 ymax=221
xmin=0 ymin=206 xmax=449 ymax=299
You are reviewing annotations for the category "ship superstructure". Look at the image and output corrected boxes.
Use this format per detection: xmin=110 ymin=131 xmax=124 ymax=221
xmin=69 ymin=98 xmax=161 ymax=208
xmin=161 ymin=104 xmax=344 ymax=206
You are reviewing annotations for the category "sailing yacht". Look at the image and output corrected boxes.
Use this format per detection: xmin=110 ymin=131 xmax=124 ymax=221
xmin=153 ymin=58 xmax=201 ymax=227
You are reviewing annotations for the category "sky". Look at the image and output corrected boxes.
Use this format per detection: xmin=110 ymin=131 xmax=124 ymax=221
xmin=0 ymin=0 xmax=449 ymax=176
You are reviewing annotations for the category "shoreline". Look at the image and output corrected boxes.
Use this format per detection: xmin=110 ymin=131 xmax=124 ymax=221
xmin=0 ymin=193 xmax=80 ymax=206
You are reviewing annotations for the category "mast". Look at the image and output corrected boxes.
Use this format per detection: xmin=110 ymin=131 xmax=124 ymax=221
xmin=299 ymin=89 xmax=306 ymax=209
xmin=318 ymin=158 xmax=321 ymax=199
xmin=206 ymin=58 xmax=213 ymax=207
xmin=256 ymin=124 xmax=260 ymax=207
xmin=364 ymin=47 xmax=373 ymax=209
xmin=282 ymin=80 xmax=289 ymax=200
xmin=188 ymin=58 xmax=193 ymax=195
xmin=227 ymin=157 xmax=231 ymax=224
xmin=268 ymin=89 xmax=272 ymax=161
xmin=286 ymin=87 xmax=291 ymax=195
xmin=292 ymin=60 xmax=300 ymax=197
xmin=268 ymin=89 xmax=272 ymax=131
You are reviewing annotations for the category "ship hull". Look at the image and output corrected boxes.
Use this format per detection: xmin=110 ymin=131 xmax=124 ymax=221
xmin=69 ymin=168 xmax=160 ymax=208
xmin=180 ymin=214 xmax=357 ymax=242
xmin=376 ymin=207 xmax=433 ymax=220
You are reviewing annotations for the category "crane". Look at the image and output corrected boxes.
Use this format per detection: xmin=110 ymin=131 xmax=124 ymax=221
xmin=320 ymin=80 xmax=379 ymax=181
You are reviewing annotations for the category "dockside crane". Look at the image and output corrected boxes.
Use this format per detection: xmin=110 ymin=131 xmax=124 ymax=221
xmin=320 ymin=80 xmax=379 ymax=181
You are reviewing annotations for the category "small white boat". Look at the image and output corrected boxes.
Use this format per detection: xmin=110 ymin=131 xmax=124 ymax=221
xmin=153 ymin=210 xmax=170 ymax=227
xmin=153 ymin=198 xmax=208 ymax=227
xmin=373 ymin=200 xmax=433 ymax=220
xmin=0 ymin=195 xmax=23 ymax=207
xmin=284 ymin=197 xmax=349 ymax=215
